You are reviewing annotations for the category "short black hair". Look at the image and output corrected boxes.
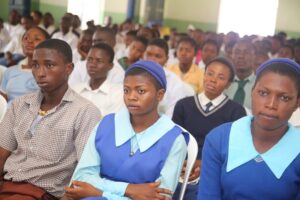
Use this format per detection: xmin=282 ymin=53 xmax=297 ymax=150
xmin=254 ymin=63 xmax=300 ymax=97
xmin=125 ymin=67 xmax=163 ymax=90
xmin=32 ymin=10 xmax=43 ymax=18
xmin=91 ymin=43 xmax=114 ymax=63
xmin=96 ymin=27 xmax=116 ymax=37
xmin=205 ymin=56 xmax=235 ymax=82
xmin=202 ymin=39 xmax=220 ymax=53
xmin=148 ymin=38 xmax=169 ymax=56
xmin=177 ymin=36 xmax=198 ymax=53
xmin=22 ymin=26 xmax=50 ymax=40
xmin=133 ymin=36 xmax=148 ymax=48
xmin=35 ymin=39 xmax=72 ymax=63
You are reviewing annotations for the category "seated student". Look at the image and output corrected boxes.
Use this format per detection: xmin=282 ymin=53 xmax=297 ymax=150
xmin=73 ymin=43 xmax=124 ymax=117
xmin=0 ymin=39 xmax=100 ymax=199
xmin=117 ymin=36 xmax=148 ymax=70
xmin=52 ymin=15 xmax=79 ymax=49
xmin=72 ymin=29 xmax=94 ymax=64
xmin=198 ymin=39 xmax=220 ymax=69
xmin=0 ymin=27 xmax=50 ymax=103
xmin=0 ymin=15 xmax=35 ymax=67
xmin=143 ymin=38 xmax=194 ymax=117
xmin=172 ymin=57 xmax=246 ymax=200
xmin=0 ymin=18 xmax=10 ymax=54
xmin=167 ymin=36 xmax=204 ymax=93
xmin=69 ymin=27 xmax=125 ymax=87
xmin=198 ymin=58 xmax=300 ymax=200
xmin=64 ymin=60 xmax=188 ymax=200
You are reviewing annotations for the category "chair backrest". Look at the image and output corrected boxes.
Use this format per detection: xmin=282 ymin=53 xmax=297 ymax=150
xmin=178 ymin=132 xmax=198 ymax=200
xmin=0 ymin=95 xmax=7 ymax=122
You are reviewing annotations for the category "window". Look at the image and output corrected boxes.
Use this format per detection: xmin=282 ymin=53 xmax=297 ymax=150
xmin=217 ymin=0 xmax=279 ymax=36
xmin=67 ymin=0 xmax=105 ymax=29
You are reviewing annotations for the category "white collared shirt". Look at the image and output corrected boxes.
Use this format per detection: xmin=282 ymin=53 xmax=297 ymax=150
xmin=73 ymin=80 xmax=124 ymax=117
xmin=52 ymin=30 xmax=79 ymax=49
xmin=159 ymin=69 xmax=194 ymax=117
xmin=69 ymin=59 xmax=125 ymax=87
xmin=198 ymin=92 xmax=226 ymax=112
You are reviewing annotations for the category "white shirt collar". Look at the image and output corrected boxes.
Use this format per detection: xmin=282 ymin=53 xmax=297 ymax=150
xmin=198 ymin=92 xmax=226 ymax=109
xmin=114 ymin=108 xmax=176 ymax=152
xmin=227 ymin=116 xmax=300 ymax=179
xmin=79 ymin=79 xmax=110 ymax=94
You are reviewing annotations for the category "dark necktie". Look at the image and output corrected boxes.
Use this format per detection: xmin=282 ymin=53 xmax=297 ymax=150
xmin=205 ymin=102 xmax=213 ymax=113
xmin=233 ymin=79 xmax=249 ymax=105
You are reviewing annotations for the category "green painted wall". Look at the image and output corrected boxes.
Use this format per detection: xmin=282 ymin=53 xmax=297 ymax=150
xmin=164 ymin=18 xmax=217 ymax=32
xmin=103 ymin=11 xmax=127 ymax=24
xmin=0 ymin=0 xmax=9 ymax=21
xmin=38 ymin=2 xmax=67 ymax=26
xmin=0 ymin=0 xmax=300 ymax=38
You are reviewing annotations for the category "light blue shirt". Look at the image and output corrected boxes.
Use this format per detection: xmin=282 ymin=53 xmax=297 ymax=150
xmin=227 ymin=116 xmax=300 ymax=179
xmin=71 ymin=108 xmax=187 ymax=199
xmin=0 ymin=62 xmax=38 ymax=103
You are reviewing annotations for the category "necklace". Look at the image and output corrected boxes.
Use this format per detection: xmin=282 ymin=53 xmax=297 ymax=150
xmin=38 ymin=109 xmax=48 ymax=116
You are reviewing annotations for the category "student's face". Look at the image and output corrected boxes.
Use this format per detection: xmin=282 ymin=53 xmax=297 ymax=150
xmin=21 ymin=18 xmax=33 ymax=31
xmin=32 ymin=48 xmax=73 ymax=93
xmin=278 ymin=47 xmax=293 ymax=59
xmin=123 ymin=74 xmax=164 ymax=117
xmin=60 ymin=18 xmax=71 ymax=34
xmin=232 ymin=42 xmax=254 ymax=74
xmin=128 ymin=41 xmax=145 ymax=62
xmin=125 ymin=35 xmax=135 ymax=47
xmin=79 ymin=33 xmax=93 ymax=53
xmin=251 ymin=72 xmax=300 ymax=131
xmin=177 ymin=42 xmax=195 ymax=65
xmin=22 ymin=28 xmax=47 ymax=57
xmin=204 ymin=62 xmax=231 ymax=99
xmin=86 ymin=48 xmax=113 ymax=80
xmin=92 ymin=31 xmax=115 ymax=47
xmin=144 ymin=45 xmax=168 ymax=67
xmin=202 ymin=43 xmax=218 ymax=65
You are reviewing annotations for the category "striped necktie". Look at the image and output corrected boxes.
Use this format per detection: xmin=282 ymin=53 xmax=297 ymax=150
xmin=205 ymin=102 xmax=213 ymax=113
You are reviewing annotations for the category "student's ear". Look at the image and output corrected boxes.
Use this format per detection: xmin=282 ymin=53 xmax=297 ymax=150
xmin=156 ymin=89 xmax=165 ymax=102
xmin=108 ymin=62 xmax=113 ymax=70
xmin=66 ymin=62 xmax=74 ymax=76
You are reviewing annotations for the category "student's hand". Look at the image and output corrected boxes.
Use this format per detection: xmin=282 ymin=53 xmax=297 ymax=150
xmin=180 ymin=160 xmax=201 ymax=181
xmin=125 ymin=182 xmax=172 ymax=200
xmin=64 ymin=180 xmax=102 ymax=200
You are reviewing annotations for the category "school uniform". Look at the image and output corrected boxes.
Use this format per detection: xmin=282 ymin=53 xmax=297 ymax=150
xmin=51 ymin=31 xmax=79 ymax=49
xmin=69 ymin=59 xmax=125 ymax=87
xmin=173 ymin=92 xmax=246 ymax=159
xmin=159 ymin=69 xmax=194 ymax=117
xmin=198 ymin=116 xmax=300 ymax=200
xmin=72 ymin=108 xmax=188 ymax=200
xmin=167 ymin=63 xmax=204 ymax=93
xmin=0 ymin=58 xmax=38 ymax=103
xmin=73 ymin=80 xmax=124 ymax=117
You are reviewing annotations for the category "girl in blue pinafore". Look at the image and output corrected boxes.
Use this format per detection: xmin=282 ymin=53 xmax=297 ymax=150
xmin=64 ymin=60 xmax=188 ymax=200
xmin=198 ymin=58 xmax=300 ymax=200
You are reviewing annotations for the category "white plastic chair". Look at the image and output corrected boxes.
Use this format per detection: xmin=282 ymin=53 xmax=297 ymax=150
xmin=178 ymin=133 xmax=199 ymax=200
xmin=0 ymin=95 xmax=7 ymax=122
